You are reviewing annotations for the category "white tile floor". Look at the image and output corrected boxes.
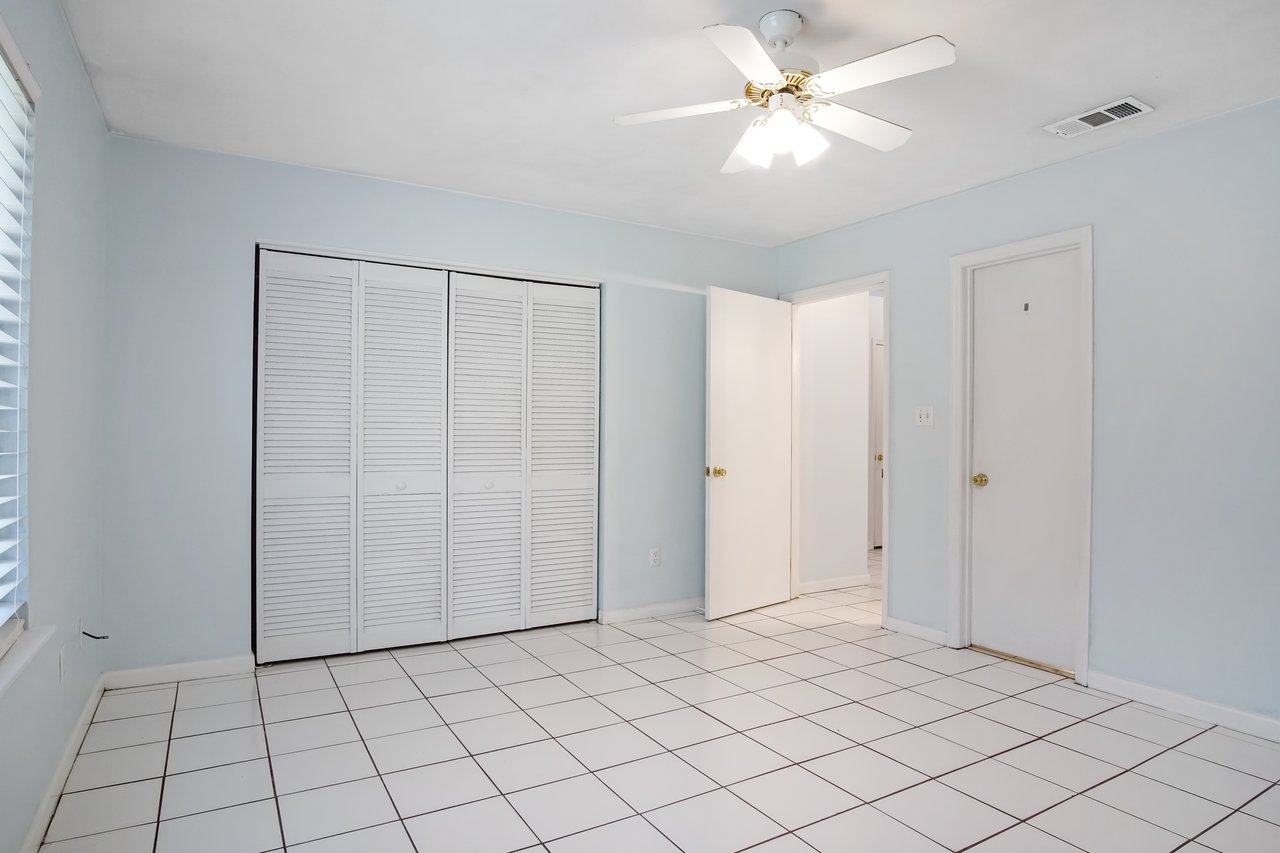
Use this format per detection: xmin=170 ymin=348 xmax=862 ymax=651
xmin=41 ymin=550 xmax=1280 ymax=852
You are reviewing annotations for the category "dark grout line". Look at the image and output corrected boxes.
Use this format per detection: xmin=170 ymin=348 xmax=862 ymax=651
xmin=615 ymin=602 xmax=1225 ymax=849
xmin=113 ymin=666 xmax=1214 ymax=852
xmin=149 ymin=688 xmax=177 ymax=853
xmin=920 ymin=700 xmax=1249 ymax=851
xmin=387 ymin=642 xmax=567 ymax=849
xmin=49 ymin=585 xmax=1280 ymax=853
xmin=38 ymin=687 xmax=145 ymax=847
xmin=316 ymin=653 xmax=423 ymax=853
xmin=251 ymin=668 xmax=287 ymax=852
xmin=1163 ymin=766 xmax=1280 ymax=852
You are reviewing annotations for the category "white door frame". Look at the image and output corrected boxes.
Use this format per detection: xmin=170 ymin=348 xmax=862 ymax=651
xmin=947 ymin=226 xmax=1094 ymax=682
xmin=869 ymin=340 xmax=885 ymax=549
xmin=780 ymin=271 xmax=890 ymax=602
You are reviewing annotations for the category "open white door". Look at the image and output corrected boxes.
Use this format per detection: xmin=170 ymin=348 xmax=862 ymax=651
xmin=706 ymin=287 xmax=792 ymax=619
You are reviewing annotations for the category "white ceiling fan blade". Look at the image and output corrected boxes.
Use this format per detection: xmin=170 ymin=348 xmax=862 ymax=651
xmin=807 ymin=102 xmax=912 ymax=151
xmin=615 ymin=99 xmax=750 ymax=126
xmin=808 ymin=35 xmax=955 ymax=96
xmin=703 ymin=24 xmax=784 ymax=86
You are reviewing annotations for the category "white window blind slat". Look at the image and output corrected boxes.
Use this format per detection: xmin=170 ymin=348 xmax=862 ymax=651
xmin=0 ymin=41 xmax=29 ymax=634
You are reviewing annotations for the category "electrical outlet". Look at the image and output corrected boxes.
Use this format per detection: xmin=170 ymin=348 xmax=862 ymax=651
xmin=59 ymin=647 xmax=65 ymax=683
xmin=648 ymin=547 xmax=661 ymax=568
xmin=78 ymin=619 xmax=84 ymax=649
xmin=914 ymin=406 xmax=934 ymax=427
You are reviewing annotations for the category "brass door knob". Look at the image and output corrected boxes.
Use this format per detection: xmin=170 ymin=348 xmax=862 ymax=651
xmin=876 ymin=453 xmax=884 ymax=461
xmin=713 ymin=466 xmax=728 ymax=478
xmin=971 ymin=473 xmax=989 ymax=487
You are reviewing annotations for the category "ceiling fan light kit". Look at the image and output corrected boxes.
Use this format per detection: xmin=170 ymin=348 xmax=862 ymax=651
xmin=615 ymin=9 xmax=956 ymax=173
xmin=733 ymin=93 xmax=831 ymax=169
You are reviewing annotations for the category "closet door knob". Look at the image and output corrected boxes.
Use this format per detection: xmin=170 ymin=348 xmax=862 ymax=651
xmin=484 ymin=481 xmax=494 ymax=490
xmin=396 ymin=481 xmax=407 ymax=491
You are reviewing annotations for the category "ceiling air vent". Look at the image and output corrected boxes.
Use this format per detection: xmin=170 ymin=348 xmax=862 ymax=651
xmin=1043 ymin=97 xmax=1154 ymax=138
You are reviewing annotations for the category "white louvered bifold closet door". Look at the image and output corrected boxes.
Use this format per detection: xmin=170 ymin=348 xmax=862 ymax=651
xmin=448 ymin=274 xmax=528 ymax=638
xmin=527 ymin=284 xmax=599 ymax=627
xmin=358 ymin=262 xmax=448 ymax=649
xmin=256 ymin=251 xmax=357 ymax=662
xmin=258 ymin=253 xmax=598 ymax=659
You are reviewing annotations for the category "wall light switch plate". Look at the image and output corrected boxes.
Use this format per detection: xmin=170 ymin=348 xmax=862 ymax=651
xmin=914 ymin=406 xmax=934 ymax=427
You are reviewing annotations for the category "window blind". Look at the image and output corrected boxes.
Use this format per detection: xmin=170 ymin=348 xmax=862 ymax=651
xmin=0 ymin=47 xmax=31 ymax=629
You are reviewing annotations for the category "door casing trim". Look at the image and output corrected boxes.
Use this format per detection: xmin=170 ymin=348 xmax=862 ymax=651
xmin=947 ymin=227 xmax=1094 ymax=684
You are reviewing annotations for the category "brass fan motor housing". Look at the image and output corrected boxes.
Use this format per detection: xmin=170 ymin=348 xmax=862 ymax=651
xmin=744 ymin=69 xmax=820 ymax=109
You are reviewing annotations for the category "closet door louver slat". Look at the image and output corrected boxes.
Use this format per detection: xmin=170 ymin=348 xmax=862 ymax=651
xmin=358 ymin=262 xmax=448 ymax=649
xmin=528 ymin=284 xmax=599 ymax=627
xmin=256 ymin=251 xmax=357 ymax=662
xmin=448 ymin=274 xmax=528 ymax=638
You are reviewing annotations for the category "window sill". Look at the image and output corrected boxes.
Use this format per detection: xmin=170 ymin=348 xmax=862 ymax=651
xmin=0 ymin=615 xmax=22 ymax=658
xmin=0 ymin=623 xmax=54 ymax=700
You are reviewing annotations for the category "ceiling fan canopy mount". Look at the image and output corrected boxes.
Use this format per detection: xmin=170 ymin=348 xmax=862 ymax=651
xmin=758 ymin=9 xmax=804 ymax=51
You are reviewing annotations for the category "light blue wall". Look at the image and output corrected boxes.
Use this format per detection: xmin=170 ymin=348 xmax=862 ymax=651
xmin=599 ymin=283 xmax=708 ymax=615
xmin=0 ymin=3 xmax=111 ymax=852
xmin=105 ymin=98 xmax=1280 ymax=722
xmin=102 ymin=138 xmax=774 ymax=669
xmin=776 ymin=98 xmax=1280 ymax=719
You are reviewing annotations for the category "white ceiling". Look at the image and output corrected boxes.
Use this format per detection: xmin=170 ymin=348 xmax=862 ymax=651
xmin=61 ymin=1 xmax=1280 ymax=246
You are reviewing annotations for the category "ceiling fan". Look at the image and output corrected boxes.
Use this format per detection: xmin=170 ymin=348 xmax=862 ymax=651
xmin=615 ymin=10 xmax=955 ymax=172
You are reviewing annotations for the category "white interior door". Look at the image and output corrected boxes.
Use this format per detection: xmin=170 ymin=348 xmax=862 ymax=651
xmin=256 ymin=251 xmax=358 ymax=662
xmin=448 ymin=273 xmax=528 ymax=638
xmin=869 ymin=341 xmax=886 ymax=549
xmin=357 ymin=262 xmax=447 ymax=650
xmin=969 ymin=248 xmax=1090 ymax=671
xmin=706 ymin=287 xmax=792 ymax=619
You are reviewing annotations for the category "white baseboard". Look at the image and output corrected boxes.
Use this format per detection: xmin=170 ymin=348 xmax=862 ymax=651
xmin=103 ymin=654 xmax=256 ymax=690
xmin=22 ymin=673 xmax=105 ymax=853
xmin=1088 ymin=671 xmax=1280 ymax=743
xmin=598 ymin=597 xmax=704 ymax=625
xmin=881 ymin=616 xmax=949 ymax=646
xmin=798 ymin=574 xmax=870 ymax=595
